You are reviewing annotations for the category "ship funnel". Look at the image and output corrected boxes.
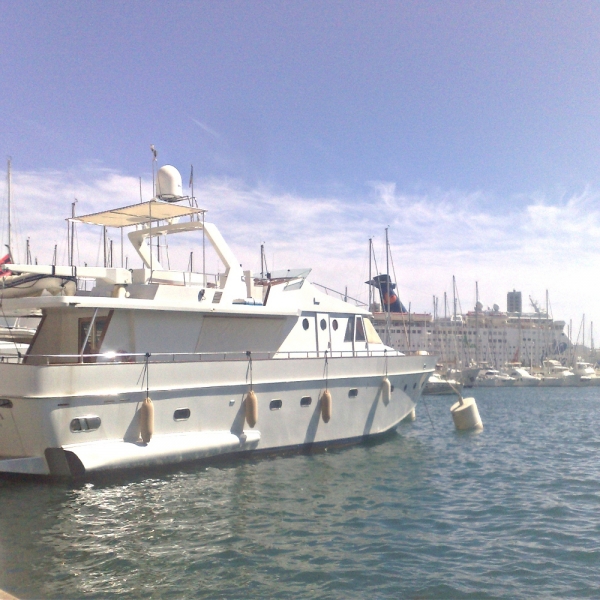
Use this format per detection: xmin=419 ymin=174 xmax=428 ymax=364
xmin=366 ymin=274 xmax=407 ymax=313
xmin=156 ymin=165 xmax=183 ymax=201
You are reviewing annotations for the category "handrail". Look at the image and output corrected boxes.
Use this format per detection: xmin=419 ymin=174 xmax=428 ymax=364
xmin=0 ymin=348 xmax=430 ymax=366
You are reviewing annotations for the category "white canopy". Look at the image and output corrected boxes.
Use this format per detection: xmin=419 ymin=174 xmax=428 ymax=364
xmin=70 ymin=200 xmax=205 ymax=228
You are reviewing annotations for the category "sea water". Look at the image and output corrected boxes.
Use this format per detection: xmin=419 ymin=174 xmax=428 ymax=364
xmin=1 ymin=386 xmax=600 ymax=599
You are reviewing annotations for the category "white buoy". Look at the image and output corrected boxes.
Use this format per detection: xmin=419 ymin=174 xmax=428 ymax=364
xmin=451 ymin=396 xmax=483 ymax=431
xmin=140 ymin=397 xmax=154 ymax=443
xmin=320 ymin=389 xmax=332 ymax=423
xmin=245 ymin=390 xmax=258 ymax=428
xmin=381 ymin=377 xmax=391 ymax=405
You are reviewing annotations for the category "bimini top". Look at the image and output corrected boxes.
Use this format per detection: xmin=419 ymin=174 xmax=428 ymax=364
xmin=70 ymin=200 xmax=205 ymax=228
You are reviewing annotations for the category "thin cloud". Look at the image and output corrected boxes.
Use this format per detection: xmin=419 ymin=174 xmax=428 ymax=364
xmin=1 ymin=166 xmax=599 ymax=330
xmin=191 ymin=118 xmax=220 ymax=139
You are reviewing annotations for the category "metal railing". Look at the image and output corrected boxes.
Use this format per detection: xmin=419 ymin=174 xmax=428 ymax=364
xmin=0 ymin=347 xmax=421 ymax=366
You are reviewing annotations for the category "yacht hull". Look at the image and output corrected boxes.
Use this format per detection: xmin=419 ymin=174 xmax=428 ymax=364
xmin=0 ymin=354 xmax=435 ymax=477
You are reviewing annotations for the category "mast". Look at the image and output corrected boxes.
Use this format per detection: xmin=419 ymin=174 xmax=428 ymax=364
xmin=103 ymin=226 xmax=107 ymax=268
xmin=6 ymin=157 xmax=11 ymax=256
xmin=69 ymin=200 xmax=77 ymax=266
xmin=444 ymin=291 xmax=447 ymax=320
xmin=453 ymin=275 xmax=457 ymax=321
xmin=368 ymin=238 xmax=372 ymax=310
xmin=475 ymin=281 xmax=479 ymax=366
xmin=385 ymin=227 xmax=389 ymax=278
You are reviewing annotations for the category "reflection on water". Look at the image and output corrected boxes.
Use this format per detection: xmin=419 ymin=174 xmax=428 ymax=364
xmin=1 ymin=387 xmax=600 ymax=599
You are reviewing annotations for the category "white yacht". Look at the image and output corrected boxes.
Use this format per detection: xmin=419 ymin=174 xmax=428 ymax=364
xmin=0 ymin=166 xmax=435 ymax=477
xmin=474 ymin=369 xmax=516 ymax=387
xmin=507 ymin=367 xmax=541 ymax=387
xmin=572 ymin=360 xmax=600 ymax=386
xmin=537 ymin=359 xmax=576 ymax=386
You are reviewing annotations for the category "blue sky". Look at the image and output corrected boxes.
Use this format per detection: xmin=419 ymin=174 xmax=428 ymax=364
xmin=2 ymin=1 xmax=600 ymax=343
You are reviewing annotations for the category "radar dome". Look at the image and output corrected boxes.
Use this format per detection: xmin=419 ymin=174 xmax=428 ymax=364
xmin=156 ymin=165 xmax=183 ymax=201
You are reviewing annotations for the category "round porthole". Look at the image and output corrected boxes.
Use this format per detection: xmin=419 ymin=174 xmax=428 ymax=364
xmin=320 ymin=319 xmax=327 ymax=330
xmin=302 ymin=318 xmax=309 ymax=330
xmin=332 ymin=319 xmax=338 ymax=331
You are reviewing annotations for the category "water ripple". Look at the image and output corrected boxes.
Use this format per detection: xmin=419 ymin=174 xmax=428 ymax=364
xmin=1 ymin=387 xmax=600 ymax=597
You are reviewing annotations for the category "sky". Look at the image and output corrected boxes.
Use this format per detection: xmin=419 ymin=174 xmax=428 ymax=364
xmin=1 ymin=1 xmax=600 ymax=345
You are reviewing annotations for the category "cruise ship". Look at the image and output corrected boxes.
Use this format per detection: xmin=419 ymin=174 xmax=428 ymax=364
xmin=369 ymin=280 xmax=572 ymax=370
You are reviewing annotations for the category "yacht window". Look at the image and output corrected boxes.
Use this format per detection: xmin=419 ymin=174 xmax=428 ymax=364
xmin=70 ymin=416 xmax=101 ymax=433
xmin=0 ymin=399 xmax=12 ymax=408
xmin=300 ymin=396 xmax=312 ymax=407
xmin=332 ymin=319 xmax=338 ymax=331
xmin=270 ymin=399 xmax=282 ymax=410
xmin=355 ymin=318 xmax=366 ymax=342
xmin=173 ymin=408 xmax=191 ymax=421
xmin=344 ymin=318 xmax=354 ymax=342
xmin=302 ymin=318 xmax=309 ymax=330
xmin=348 ymin=388 xmax=358 ymax=397
xmin=364 ymin=319 xmax=382 ymax=344
xmin=79 ymin=317 xmax=109 ymax=355
xmin=320 ymin=319 xmax=327 ymax=330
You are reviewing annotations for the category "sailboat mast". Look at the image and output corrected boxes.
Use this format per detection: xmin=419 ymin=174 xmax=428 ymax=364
xmin=7 ymin=157 xmax=11 ymax=256
xmin=368 ymin=238 xmax=372 ymax=310
xmin=475 ymin=281 xmax=479 ymax=366
xmin=385 ymin=228 xmax=389 ymax=278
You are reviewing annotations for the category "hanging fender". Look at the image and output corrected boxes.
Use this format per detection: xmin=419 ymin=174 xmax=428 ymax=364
xmin=381 ymin=377 xmax=391 ymax=405
xmin=140 ymin=397 xmax=154 ymax=444
xmin=320 ymin=389 xmax=332 ymax=423
xmin=245 ymin=390 xmax=258 ymax=428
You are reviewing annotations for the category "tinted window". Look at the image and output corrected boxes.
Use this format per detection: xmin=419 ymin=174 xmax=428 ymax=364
xmin=348 ymin=388 xmax=358 ymax=397
xmin=344 ymin=318 xmax=354 ymax=342
xmin=355 ymin=318 xmax=366 ymax=342
xmin=302 ymin=318 xmax=309 ymax=330
xmin=300 ymin=396 xmax=312 ymax=407
xmin=270 ymin=399 xmax=282 ymax=410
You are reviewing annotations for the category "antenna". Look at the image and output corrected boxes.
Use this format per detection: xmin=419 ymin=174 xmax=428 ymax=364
xmin=150 ymin=145 xmax=157 ymax=197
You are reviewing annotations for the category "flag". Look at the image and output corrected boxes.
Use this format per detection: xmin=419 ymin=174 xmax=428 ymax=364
xmin=150 ymin=145 xmax=157 ymax=160
xmin=0 ymin=253 xmax=12 ymax=277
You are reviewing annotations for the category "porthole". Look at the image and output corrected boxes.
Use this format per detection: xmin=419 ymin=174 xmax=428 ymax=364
xmin=70 ymin=416 xmax=101 ymax=433
xmin=302 ymin=318 xmax=309 ymax=330
xmin=270 ymin=399 xmax=282 ymax=410
xmin=348 ymin=388 xmax=358 ymax=398
xmin=332 ymin=319 xmax=338 ymax=331
xmin=300 ymin=396 xmax=312 ymax=407
xmin=174 ymin=408 xmax=191 ymax=421
xmin=413 ymin=382 xmax=417 ymax=389
xmin=403 ymin=384 xmax=407 ymax=391
xmin=320 ymin=319 xmax=327 ymax=330
xmin=391 ymin=385 xmax=395 ymax=392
